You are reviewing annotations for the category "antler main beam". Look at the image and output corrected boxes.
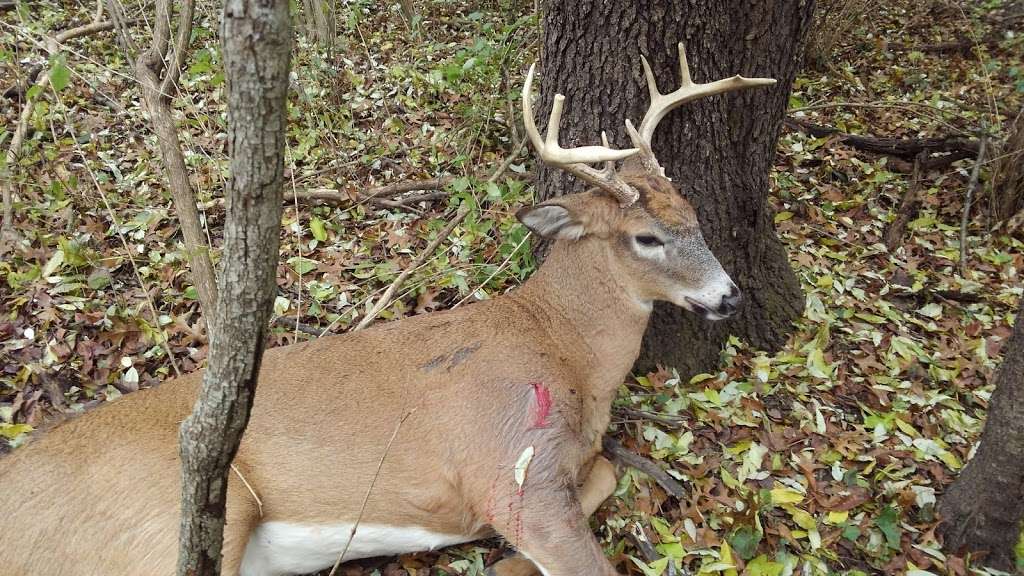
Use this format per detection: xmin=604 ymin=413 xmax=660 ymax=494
xmin=522 ymin=64 xmax=641 ymax=206
xmin=627 ymin=42 xmax=777 ymax=176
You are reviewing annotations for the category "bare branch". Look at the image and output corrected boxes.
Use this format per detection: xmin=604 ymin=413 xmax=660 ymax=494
xmin=960 ymin=137 xmax=989 ymax=276
xmin=134 ymin=0 xmax=218 ymax=316
xmin=602 ymin=436 xmax=687 ymax=499
xmin=353 ymin=207 xmax=469 ymax=331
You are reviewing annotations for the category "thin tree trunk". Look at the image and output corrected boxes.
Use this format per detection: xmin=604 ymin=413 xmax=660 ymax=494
xmin=538 ymin=0 xmax=812 ymax=376
xmin=136 ymin=0 xmax=219 ymax=317
xmin=938 ymin=310 xmax=1024 ymax=572
xmin=176 ymin=0 xmax=291 ymax=573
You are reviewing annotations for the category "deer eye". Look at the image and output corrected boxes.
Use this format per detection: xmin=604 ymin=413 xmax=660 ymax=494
xmin=634 ymin=235 xmax=664 ymax=248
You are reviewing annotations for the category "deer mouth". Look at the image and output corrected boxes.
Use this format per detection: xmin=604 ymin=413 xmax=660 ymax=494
xmin=684 ymin=297 xmax=728 ymax=321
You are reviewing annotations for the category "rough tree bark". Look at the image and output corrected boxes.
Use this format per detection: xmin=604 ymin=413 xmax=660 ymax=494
xmin=990 ymin=108 xmax=1024 ymax=225
xmin=937 ymin=310 xmax=1024 ymax=572
xmin=176 ymin=0 xmax=291 ymax=574
xmin=538 ymin=0 xmax=813 ymax=375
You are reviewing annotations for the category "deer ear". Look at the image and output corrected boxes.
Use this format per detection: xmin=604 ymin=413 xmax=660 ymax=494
xmin=516 ymin=203 xmax=586 ymax=240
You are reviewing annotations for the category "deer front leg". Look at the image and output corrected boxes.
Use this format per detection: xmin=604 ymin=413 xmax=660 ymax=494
xmin=487 ymin=456 xmax=618 ymax=576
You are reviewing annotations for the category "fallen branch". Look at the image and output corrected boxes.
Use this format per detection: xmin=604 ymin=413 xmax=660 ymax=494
xmin=353 ymin=207 xmax=469 ymax=331
xmin=273 ymin=316 xmax=322 ymax=336
xmin=614 ymin=407 xmax=686 ymax=429
xmin=884 ymin=152 xmax=927 ymax=251
xmin=894 ymin=35 xmax=1004 ymax=55
xmin=374 ymin=190 xmax=448 ymax=209
xmin=363 ymin=177 xmax=455 ymax=200
xmin=1 ymin=16 xmax=118 ymax=253
xmin=783 ymin=117 xmax=980 ymax=163
xmin=289 ymin=178 xmax=454 ymax=209
xmin=602 ymin=436 xmax=687 ymax=499
xmin=960 ymin=137 xmax=989 ymax=276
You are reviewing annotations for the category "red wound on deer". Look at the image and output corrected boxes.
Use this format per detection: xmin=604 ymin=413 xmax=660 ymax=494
xmin=529 ymin=381 xmax=552 ymax=428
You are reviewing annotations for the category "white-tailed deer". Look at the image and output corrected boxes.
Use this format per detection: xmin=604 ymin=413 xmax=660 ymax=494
xmin=0 ymin=43 xmax=773 ymax=576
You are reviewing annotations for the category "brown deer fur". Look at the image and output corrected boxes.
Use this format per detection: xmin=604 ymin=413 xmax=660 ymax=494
xmin=1 ymin=174 xmax=738 ymax=576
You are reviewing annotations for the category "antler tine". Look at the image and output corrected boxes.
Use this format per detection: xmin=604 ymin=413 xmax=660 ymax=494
xmin=523 ymin=63 xmax=641 ymax=207
xmin=628 ymin=42 xmax=777 ymax=174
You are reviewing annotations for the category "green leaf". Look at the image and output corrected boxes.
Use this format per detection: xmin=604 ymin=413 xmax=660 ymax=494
xmin=309 ymin=217 xmax=328 ymax=241
xmin=806 ymin=347 xmax=832 ymax=379
xmin=629 ymin=556 xmax=668 ymax=576
xmin=49 ymin=54 xmax=71 ymax=91
xmin=287 ymin=256 xmax=319 ymax=275
xmin=87 ymin=268 xmax=112 ymax=290
xmin=728 ymin=526 xmax=762 ymax=560
xmin=842 ymin=524 xmax=862 ymax=541
xmin=875 ymin=505 xmax=902 ymax=549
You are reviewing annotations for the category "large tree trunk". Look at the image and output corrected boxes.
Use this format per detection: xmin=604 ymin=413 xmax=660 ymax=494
xmin=938 ymin=310 xmax=1024 ymax=572
xmin=176 ymin=0 xmax=291 ymax=574
xmin=990 ymin=108 xmax=1024 ymax=225
xmin=538 ymin=0 xmax=811 ymax=376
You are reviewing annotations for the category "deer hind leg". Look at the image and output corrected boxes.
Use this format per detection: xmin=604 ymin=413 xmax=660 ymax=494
xmin=487 ymin=456 xmax=617 ymax=576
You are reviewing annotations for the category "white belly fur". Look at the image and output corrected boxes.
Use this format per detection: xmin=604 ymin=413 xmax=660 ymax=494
xmin=239 ymin=521 xmax=473 ymax=576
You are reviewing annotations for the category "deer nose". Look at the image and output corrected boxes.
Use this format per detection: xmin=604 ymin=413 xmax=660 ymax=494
xmin=717 ymin=284 xmax=741 ymax=317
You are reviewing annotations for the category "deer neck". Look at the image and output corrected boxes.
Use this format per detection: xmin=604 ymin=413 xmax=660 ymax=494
xmin=511 ymin=237 xmax=652 ymax=393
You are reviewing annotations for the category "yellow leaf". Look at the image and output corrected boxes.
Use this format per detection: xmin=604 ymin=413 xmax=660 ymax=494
xmin=720 ymin=541 xmax=738 ymax=576
xmin=770 ymin=485 xmax=804 ymax=505
xmin=827 ymin=510 xmax=849 ymax=525
xmin=784 ymin=505 xmax=817 ymax=531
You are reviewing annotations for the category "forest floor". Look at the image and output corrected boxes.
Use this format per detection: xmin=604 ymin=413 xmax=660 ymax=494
xmin=2 ymin=1 xmax=1024 ymax=575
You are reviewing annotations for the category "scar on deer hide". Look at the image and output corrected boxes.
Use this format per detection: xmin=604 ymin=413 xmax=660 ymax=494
xmin=528 ymin=381 xmax=552 ymax=428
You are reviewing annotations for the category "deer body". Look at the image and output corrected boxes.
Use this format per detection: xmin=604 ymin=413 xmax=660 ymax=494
xmin=1 ymin=226 xmax=652 ymax=576
xmin=1 ymin=43 xmax=772 ymax=576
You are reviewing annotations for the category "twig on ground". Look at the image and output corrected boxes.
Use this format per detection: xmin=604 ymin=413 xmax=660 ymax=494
xmin=353 ymin=207 xmax=469 ymax=331
xmin=959 ymin=136 xmax=989 ymax=276
xmin=627 ymin=523 xmax=661 ymax=563
xmin=273 ymin=316 xmax=322 ymax=336
xmin=261 ymin=177 xmax=455 ymax=209
xmin=363 ymin=177 xmax=456 ymax=200
xmin=613 ymin=407 xmax=686 ymax=429
xmin=602 ymin=436 xmax=687 ymax=499
xmin=895 ymin=35 xmax=1004 ymax=55
xmin=51 ymin=87 xmax=182 ymax=378
xmin=230 ymin=464 xmax=264 ymax=518
xmin=328 ymin=409 xmax=417 ymax=576
xmin=884 ymin=151 xmax=928 ymax=251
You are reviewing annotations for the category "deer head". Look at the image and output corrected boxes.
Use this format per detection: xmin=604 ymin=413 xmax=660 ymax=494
xmin=517 ymin=43 xmax=776 ymax=320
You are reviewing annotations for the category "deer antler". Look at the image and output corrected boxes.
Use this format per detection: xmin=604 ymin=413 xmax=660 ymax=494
xmin=523 ymin=63 xmax=641 ymax=207
xmin=625 ymin=42 xmax=777 ymax=177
